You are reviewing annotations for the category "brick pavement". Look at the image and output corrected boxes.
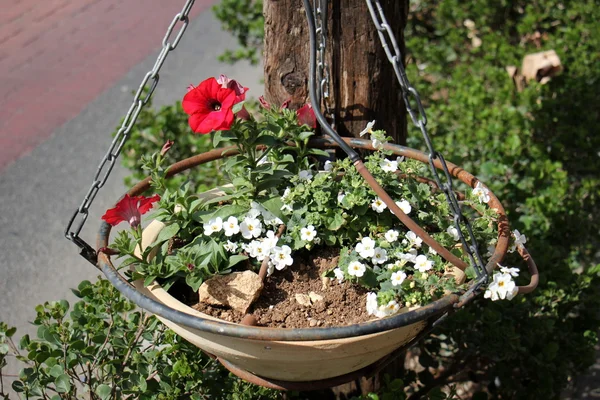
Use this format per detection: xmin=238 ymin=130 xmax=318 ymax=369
xmin=0 ymin=0 xmax=213 ymax=171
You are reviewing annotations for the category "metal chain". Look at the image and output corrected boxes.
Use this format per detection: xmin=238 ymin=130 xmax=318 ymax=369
xmin=65 ymin=0 xmax=196 ymax=264
xmin=314 ymin=0 xmax=335 ymax=128
xmin=364 ymin=0 xmax=488 ymax=282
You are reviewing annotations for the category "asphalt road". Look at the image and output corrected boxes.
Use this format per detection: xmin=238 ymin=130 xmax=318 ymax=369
xmin=0 ymin=5 xmax=261 ymax=356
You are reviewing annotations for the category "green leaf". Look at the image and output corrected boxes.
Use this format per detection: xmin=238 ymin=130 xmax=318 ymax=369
xmin=6 ymin=327 xmax=16 ymax=337
xmin=232 ymin=101 xmax=245 ymax=114
xmin=12 ymin=380 xmax=25 ymax=393
xmin=227 ymin=255 xmax=249 ymax=268
xmin=252 ymin=135 xmax=278 ymax=147
xmin=151 ymin=223 xmax=180 ymax=247
xmin=96 ymin=384 xmax=112 ymax=400
xmin=49 ymin=364 xmax=64 ymax=378
xmin=308 ymin=148 xmax=330 ymax=157
xmin=54 ymin=374 xmax=71 ymax=393
xmin=259 ymin=196 xmax=285 ymax=221
xmin=298 ymin=131 xmax=314 ymax=141
xmin=326 ymin=212 xmax=345 ymax=231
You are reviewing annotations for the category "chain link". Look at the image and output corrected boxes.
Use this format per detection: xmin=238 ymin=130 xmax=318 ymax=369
xmin=365 ymin=0 xmax=488 ymax=281
xmin=314 ymin=0 xmax=335 ymax=128
xmin=65 ymin=0 xmax=195 ymax=264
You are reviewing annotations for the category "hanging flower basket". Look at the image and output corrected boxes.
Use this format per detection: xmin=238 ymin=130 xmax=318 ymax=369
xmin=96 ymin=132 xmax=538 ymax=388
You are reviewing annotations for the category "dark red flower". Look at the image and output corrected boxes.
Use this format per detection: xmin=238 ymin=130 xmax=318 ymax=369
xmin=101 ymin=194 xmax=160 ymax=228
xmin=281 ymin=99 xmax=291 ymax=110
xmin=217 ymin=74 xmax=248 ymax=104
xmin=160 ymin=140 xmax=174 ymax=156
xmin=182 ymin=77 xmax=237 ymax=134
xmin=297 ymin=103 xmax=317 ymax=128
xmin=258 ymin=95 xmax=271 ymax=110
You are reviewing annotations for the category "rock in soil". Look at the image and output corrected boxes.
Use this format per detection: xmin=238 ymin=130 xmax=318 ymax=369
xmin=198 ymin=270 xmax=263 ymax=314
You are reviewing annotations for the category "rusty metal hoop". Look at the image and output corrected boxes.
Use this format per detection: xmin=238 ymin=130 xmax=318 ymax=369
xmin=96 ymin=137 xmax=538 ymax=388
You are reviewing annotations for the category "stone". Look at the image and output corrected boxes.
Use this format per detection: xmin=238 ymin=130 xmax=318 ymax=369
xmin=295 ymin=293 xmax=312 ymax=307
xmin=308 ymin=291 xmax=323 ymax=303
xmin=198 ymin=271 xmax=263 ymax=314
xmin=321 ymin=276 xmax=330 ymax=290
xmin=309 ymin=319 xmax=317 ymax=327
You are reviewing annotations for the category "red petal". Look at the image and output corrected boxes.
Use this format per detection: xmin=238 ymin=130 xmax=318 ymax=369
xmin=196 ymin=109 xmax=234 ymax=133
xmin=138 ymin=194 xmax=161 ymax=214
xmin=297 ymin=104 xmax=317 ymax=128
xmin=101 ymin=194 xmax=138 ymax=226
xmin=189 ymin=112 xmax=209 ymax=134
xmin=217 ymin=87 xmax=237 ymax=109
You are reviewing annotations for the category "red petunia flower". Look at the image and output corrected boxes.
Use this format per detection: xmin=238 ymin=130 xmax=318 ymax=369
xmin=182 ymin=77 xmax=237 ymax=134
xmin=101 ymin=194 xmax=160 ymax=228
xmin=297 ymin=103 xmax=317 ymax=129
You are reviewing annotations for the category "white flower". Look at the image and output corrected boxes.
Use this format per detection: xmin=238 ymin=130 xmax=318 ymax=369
xmin=405 ymin=231 xmax=423 ymax=248
xmin=366 ymin=292 xmax=399 ymax=318
xmin=380 ymin=159 xmax=398 ymax=173
xmin=263 ymin=230 xmax=279 ymax=250
xmin=246 ymin=207 xmax=261 ymax=219
xmin=372 ymin=247 xmax=388 ymax=265
xmin=509 ymin=229 xmax=527 ymax=253
xmin=224 ymin=240 xmax=238 ymax=253
xmin=348 ymin=260 xmax=366 ymax=277
xmin=337 ymin=192 xmax=346 ymax=204
xmin=265 ymin=217 xmax=283 ymax=227
xmin=203 ymin=217 xmax=223 ymax=236
xmin=371 ymin=197 xmax=387 ymax=213
xmin=248 ymin=240 xmax=269 ymax=261
xmin=300 ymin=225 xmax=317 ymax=242
xmin=396 ymin=156 xmax=405 ymax=164
xmin=446 ymin=225 xmax=460 ymax=241
xmin=298 ymin=170 xmax=313 ymax=181
xmin=356 ymin=237 xmax=376 ymax=258
xmin=499 ymin=264 xmax=520 ymax=277
xmin=391 ymin=271 xmax=407 ymax=286
xmin=359 ymin=120 xmax=376 ymax=137
xmin=281 ymin=202 xmax=294 ymax=213
xmin=399 ymin=249 xmax=418 ymax=263
xmin=333 ymin=268 xmax=345 ymax=283
xmin=366 ymin=292 xmax=380 ymax=316
xmin=266 ymin=261 xmax=275 ymax=277
xmin=314 ymin=237 xmax=321 ymax=245
xmin=281 ymin=187 xmax=292 ymax=201
xmin=484 ymin=272 xmax=518 ymax=301
xmin=382 ymin=300 xmax=400 ymax=315
xmin=385 ymin=229 xmax=399 ymax=243
xmin=428 ymin=246 xmax=437 ymax=256
xmin=223 ymin=216 xmax=240 ymax=237
xmin=472 ymin=181 xmax=490 ymax=204
xmin=372 ymin=138 xmax=384 ymax=149
xmin=395 ymin=199 xmax=411 ymax=215
xmin=413 ymin=254 xmax=433 ymax=273
xmin=240 ymin=217 xmax=263 ymax=239
xmin=324 ymin=160 xmax=333 ymax=171
xmin=270 ymin=245 xmax=293 ymax=270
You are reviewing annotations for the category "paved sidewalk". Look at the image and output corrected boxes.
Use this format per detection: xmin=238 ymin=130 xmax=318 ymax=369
xmin=0 ymin=0 xmax=211 ymax=170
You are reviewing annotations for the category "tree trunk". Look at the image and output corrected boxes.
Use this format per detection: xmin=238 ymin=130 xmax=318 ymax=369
xmin=263 ymin=0 xmax=409 ymax=396
xmin=263 ymin=0 xmax=408 ymax=144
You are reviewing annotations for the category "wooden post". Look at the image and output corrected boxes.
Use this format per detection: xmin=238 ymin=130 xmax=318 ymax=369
xmin=264 ymin=1 xmax=409 ymax=396
xmin=263 ymin=0 xmax=408 ymax=144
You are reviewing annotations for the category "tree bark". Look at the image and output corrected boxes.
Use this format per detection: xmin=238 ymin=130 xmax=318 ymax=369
xmin=263 ymin=0 xmax=408 ymax=144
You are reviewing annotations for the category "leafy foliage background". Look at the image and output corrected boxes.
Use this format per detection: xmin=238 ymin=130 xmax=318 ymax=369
xmin=2 ymin=0 xmax=599 ymax=399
